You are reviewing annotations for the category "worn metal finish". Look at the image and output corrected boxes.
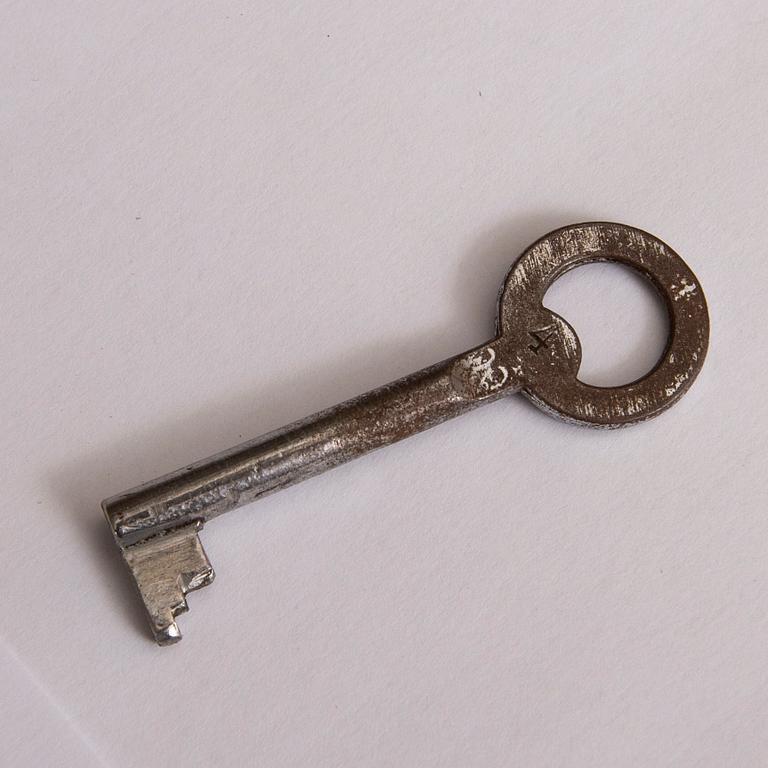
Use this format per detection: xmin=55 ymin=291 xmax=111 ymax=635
xmin=102 ymin=222 xmax=709 ymax=644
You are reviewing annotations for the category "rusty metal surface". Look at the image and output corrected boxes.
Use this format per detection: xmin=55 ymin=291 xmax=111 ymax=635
xmin=500 ymin=222 xmax=709 ymax=425
xmin=102 ymin=222 xmax=709 ymax=644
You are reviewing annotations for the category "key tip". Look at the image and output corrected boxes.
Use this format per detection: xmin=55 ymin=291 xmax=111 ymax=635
xmin=154 ymin=621 xmax=183 ymax=645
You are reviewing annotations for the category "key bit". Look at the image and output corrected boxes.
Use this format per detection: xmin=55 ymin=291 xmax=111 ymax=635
xmin=120 ymin=522 xmax=214 ymax=644
xmin=102 ymin=222 xmax=710 ymax=644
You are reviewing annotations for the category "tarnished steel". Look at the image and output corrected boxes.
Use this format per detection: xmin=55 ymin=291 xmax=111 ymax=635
xmin=102 ymin=222 xmax=709 ymax=644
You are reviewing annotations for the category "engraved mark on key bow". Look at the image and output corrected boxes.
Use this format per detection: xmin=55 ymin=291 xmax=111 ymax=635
xmin=453 ymin=347 xmax=509 ymax=398
xmin=528 ymin=327 xmax=556 ymax=355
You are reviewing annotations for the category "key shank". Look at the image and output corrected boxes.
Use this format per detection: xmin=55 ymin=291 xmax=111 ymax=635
xmin=104 ymin=342 xmax=520 ymax=548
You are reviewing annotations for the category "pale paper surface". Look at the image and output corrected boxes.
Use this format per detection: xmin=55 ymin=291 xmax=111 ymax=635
xmin=1 ymin=2 xmax=767 ymax=766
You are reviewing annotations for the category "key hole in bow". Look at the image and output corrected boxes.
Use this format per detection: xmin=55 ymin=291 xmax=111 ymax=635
xmin=543 ymin=262 xmax=670 ymax=387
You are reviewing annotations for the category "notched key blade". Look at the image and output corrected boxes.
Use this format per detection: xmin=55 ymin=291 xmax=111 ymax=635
xmin=120 ymin=522 xmax=214 ymax=645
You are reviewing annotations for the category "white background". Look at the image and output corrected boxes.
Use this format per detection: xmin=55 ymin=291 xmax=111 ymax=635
xmin=2 ymin=2 xmax=767 ymax=766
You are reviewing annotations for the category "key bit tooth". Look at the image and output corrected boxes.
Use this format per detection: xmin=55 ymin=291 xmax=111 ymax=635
xmin=120 ymin=522 xmax=215 ymax=646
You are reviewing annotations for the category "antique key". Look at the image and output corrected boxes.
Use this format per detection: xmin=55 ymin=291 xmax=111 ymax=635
xmin=103 ymin=222 xmax=709 ymax=644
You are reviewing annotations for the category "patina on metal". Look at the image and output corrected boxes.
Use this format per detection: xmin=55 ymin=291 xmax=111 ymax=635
xmin=102 ymin=222 xmax=709 ymax=644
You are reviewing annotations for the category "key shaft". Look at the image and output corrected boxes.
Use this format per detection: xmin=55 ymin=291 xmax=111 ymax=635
xmin=104 ymin=341 xmax=520 ymax=547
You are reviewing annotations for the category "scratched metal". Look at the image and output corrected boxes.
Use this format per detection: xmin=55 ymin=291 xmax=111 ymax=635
xmin=102 ymin=222 xmax=709 ymax=644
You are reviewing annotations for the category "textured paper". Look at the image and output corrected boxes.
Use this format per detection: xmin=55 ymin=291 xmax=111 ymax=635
xmin=1 ymin=2 xmax=767 ymax=766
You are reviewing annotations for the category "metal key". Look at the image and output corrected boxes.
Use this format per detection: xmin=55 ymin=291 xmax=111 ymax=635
xmin=102 ymin=222 xmax=709 ymax=644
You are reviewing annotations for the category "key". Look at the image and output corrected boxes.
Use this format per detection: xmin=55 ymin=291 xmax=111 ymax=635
xmin=102 ymin=222 xmax=709 ymax=644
